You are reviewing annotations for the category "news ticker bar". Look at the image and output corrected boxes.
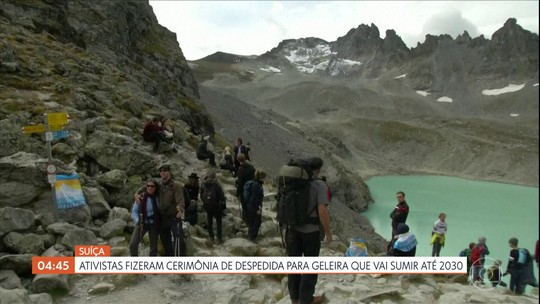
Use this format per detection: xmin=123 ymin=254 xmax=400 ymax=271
xmin=32 ymin=256 xmax=467 ymax=275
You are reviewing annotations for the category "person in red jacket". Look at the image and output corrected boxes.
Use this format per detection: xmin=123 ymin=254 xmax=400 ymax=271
xmin=143 ymin=117 xmax=166 ymax=152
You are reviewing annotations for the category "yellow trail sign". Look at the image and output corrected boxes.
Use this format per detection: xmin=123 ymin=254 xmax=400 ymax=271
xmin=47 ymin=112 xmax=69 ymax=125
xmin=21 ymin=123 xmax=66 ymax=134
xmin=22 ymin=125 xmax=45 ymax=134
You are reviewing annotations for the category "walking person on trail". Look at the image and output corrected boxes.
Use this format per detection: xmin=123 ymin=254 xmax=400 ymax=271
xmin=471 ymin=236 xmax=490 ymax=284
xmin=235 ymin=153 xmax=255 ymax=223
xmin=183 ymin=173 xmax=200 ymax=226
xmin=504 ymin=237 xmax=538 ymax=295
xmin=233 ymin=137 xmax=251 ymax=169
xmin=244 ymin=170 xmax=267 ymax=242
xmin=134 ymin=164 xmax=186 ymax=256
xmin=200 ymin=170 xmax=226 ymax=244
xmin=219 ymin=146 xmax=236 ymax=177
xmin=431 ymin=212 xmax=447 ymax=256
xmin=390 ymin=191 xmax=409 ymax=240
xmin=129 ymin=179 xmax=160 ymax=257
xmin=286 ymin=157 xmax=331 ymax=304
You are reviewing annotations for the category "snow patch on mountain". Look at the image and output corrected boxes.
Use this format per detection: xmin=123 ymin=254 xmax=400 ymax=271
xmin=416 ymin=90 xmax=430 ymax=97
xmin=482 ymin=83 xmax=525 ymax=95
xmin=437 ymin=96 xmax=453 ymax=103
xmin=328 ymin=59 xmax=363 ymax=76
xmin=533 ymin=83 xmax=539 ymax=87
xmin=510 ymin=113 xmax=520 ymax=117
xmin=260 ymin=66 xmax=281 ymax=73
xmin=284 ymin=44 xmax=336 ymax=74
xmin=395 ymin=74 xmax=407 ymax=79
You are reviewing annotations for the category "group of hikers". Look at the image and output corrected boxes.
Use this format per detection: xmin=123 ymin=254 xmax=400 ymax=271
xmin=387 ymin=191 xmax=539 ymax=295
xmin=134 ymin=125 xmax=332 ymax=303
xmin=136 ymin=121 xmax=537 ymax=302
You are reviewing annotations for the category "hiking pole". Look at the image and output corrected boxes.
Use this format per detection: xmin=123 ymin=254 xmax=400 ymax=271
xmin=138 ymin=212 xmax=145 ymax=256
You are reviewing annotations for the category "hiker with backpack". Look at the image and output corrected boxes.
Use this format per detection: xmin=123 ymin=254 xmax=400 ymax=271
xmin=471 ymin=236 xmax=490 ymax=284
xmin=244 ymin=170 xmax=267 ymax=243
xmin=129 ymin=179 xmax=160 ymax=257
xmin=235 ymin=153 xmax=255 ymax=223
xmin=431 ymin=212 xmax=447 ymax=257
xmin=459 ymin=242 xmax=476 ymax=276
xmin=183 ymin=173 xmax=200 ymax=226
xmin=278 ymin=157 xmax=331 ymax=304
xmin=134 ymin=164 xmax=186 ymax=256
xmin=200 ymin=170 xmax=226 ymax=244
xmin=504 ymin=237 xmax=538 ymax=295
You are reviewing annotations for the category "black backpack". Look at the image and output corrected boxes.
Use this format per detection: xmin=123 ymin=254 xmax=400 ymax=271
xmin=202 ymin=183 xmax=219 ymax=212
xmin=277 ymin=159 xmax=319 ymax=229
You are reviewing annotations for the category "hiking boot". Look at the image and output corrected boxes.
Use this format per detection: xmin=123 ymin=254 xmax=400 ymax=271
xmin=310 ymin=294 xmax=325 ymax=304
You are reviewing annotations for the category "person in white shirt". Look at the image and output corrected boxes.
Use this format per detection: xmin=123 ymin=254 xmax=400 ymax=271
xmin=431 ymin=212 xmax=447 ymax=256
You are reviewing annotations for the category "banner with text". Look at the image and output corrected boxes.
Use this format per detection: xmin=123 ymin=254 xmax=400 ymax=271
xmin=55 ymin=173 xmax=86 ymax=209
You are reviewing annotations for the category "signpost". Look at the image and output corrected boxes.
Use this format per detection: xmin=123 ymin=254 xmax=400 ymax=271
xmin=21 ymin=112 xmax=70 ymax=220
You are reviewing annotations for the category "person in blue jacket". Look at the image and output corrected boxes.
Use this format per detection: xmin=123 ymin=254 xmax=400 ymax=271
xmin=130 ymin=179 xmax=160 ymax=256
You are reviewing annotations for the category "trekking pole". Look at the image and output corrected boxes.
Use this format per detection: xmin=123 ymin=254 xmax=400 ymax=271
xmin=138 ymin=212 xmax=145 ymax=256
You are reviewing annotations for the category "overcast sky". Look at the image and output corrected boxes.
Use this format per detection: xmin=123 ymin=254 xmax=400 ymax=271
xmin=149 ymin=1 xmax=539 ymax=60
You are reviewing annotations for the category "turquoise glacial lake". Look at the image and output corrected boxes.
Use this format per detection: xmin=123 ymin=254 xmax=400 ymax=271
xmin=362 ymin=175 xmax=538 ymax=284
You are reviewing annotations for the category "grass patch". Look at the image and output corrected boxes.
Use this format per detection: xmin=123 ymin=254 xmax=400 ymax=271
xmin=214 ymin=133 xmax=230 ymax=150
xmin=377 ymin=121 xmax=439 ymax=144
xmin=180 ymin=97 xmax=204 ymax=113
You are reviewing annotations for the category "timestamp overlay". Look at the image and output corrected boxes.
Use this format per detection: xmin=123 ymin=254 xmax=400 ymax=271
xmin=33 ymin=245 xmax=467 ymax=275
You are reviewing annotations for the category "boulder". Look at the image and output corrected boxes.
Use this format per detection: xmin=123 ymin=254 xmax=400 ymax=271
xmin=32 ymin=274 xmax=69 ymax=293
xmin=259 ymin=221 xmax=280 ymax=238
xmin=223 ymin=238 xmax=258 ymax=256
xmin=0 ymin=254 xmax=33 ymax=275
xmin=84 ymin=130 xmax=158 ymax=175
xmin=88 ymin=282 xmax=115 ymax=294
xmin=97 ymin=169 xmax=128 ymax=189
xmin=0 ymin=287 xmax=30 ymax=304
xmin=61 ymin=228 xmax=98 ymax=250
xmin=0 ymin=270 xmax=23 ymax=289
xmin=58 ymin=204 xmax=92 ymax=225
xmin=46 ymin=222 xmax=77 ymax=235
xmin=3 ymin=232 xmax=45 ymax=254
xmin=108 ymin=207 xmax=132 ymax=223
xmin=100 ymin=219 xmax=127 ymax=239
xmin=0 ymin=207 xmax=35 ymax=236
xmin=29 ymin=293 xmax=54 ymax=304
xmin=83 ymin=187 xmax=111 ymax=218
xmin=0 ymin=152 xmax=49 ymax=187
xmin=0 ymin=181 xmax=40 ymax=207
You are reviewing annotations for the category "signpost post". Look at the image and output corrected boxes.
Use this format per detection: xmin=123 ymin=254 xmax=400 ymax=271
xmin=21 ymin=112 xmax=69 ymax=221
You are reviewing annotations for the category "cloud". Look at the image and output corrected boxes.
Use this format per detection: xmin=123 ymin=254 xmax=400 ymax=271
xmin=422 ymin=10 xmax=480 ymax=38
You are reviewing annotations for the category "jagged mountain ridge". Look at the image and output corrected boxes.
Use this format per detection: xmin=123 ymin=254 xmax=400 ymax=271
xmin=203 ymin=18 xmax=538 ymax=91
xmin=192 ymin=18 xmax=539 ymax=187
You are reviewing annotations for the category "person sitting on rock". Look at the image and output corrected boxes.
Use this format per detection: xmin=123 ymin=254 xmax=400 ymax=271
xmin=143 ymin=117 xmax=177 ymax=152
xmin=196 ymin=136 xmax=216 ymax=167
xmin=488 ymin=259 xmax=507 ymax=288
xmin=143 ymin=117 xmax=166 ymax=152
xmin=388 ymin=223 xmax=417 ymax=256
xmin=219 ymin=146 xmax=236 ymax=177
xmin=130 ymin=179 xmax=160 ymax=257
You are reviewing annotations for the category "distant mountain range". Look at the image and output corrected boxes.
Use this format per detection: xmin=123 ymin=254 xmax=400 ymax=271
xmin=191 ymin=18 xmax=539 ymax=187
